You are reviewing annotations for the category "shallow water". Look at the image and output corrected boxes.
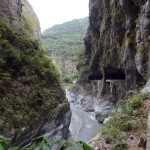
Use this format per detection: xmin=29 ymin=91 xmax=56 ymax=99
xmin=70 ymin=103 xmax=101 ymax=142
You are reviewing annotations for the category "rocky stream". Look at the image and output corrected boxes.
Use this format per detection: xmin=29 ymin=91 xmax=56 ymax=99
xmin=66 ymin=90 xmax=101 ymax=142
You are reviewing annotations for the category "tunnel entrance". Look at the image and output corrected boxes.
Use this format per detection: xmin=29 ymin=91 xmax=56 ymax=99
xmin=88 ymin=72 xmax=125 ymax=80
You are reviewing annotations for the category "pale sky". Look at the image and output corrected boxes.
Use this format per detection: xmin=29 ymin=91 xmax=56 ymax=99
xmin=27 ymin=0 xmax=89 ymax=32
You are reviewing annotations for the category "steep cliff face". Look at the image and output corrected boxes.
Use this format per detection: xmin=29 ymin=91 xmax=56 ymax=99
xmin=70 ymin=0 xmax=150 ymax=121
xmin=0 ymin=0 xmax=71 ymax=148
xmin=0 ymin=0 xmax=41 ymax=39
xmin=21 ymin=0 xmax=41 ymax=39
xmin=0 ymin=0 xmax=22 ymax=30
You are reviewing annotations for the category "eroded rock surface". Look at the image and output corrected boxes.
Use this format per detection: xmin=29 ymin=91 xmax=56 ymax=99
xmin=70 ymin=0 xmax=150 ymax=121
xmin=0 ymin=0 xmax=41 ymax=39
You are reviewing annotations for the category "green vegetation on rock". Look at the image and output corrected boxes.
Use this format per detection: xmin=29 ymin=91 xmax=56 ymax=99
xmin=22 ymin=15 xmax=33 ymax=33
xmin=0 ymin=17 xmax=65 ymax=137
xmin=100 ymin=93 xmax=149 ymax=149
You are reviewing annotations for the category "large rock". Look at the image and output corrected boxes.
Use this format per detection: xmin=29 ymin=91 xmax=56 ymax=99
xmin=0 ymin=0 xmax=71 ymax=149
xmin=69 ymin=80 xmax=125 ymax=121
xmin=9 ymin=103 xmax=71 ymax=149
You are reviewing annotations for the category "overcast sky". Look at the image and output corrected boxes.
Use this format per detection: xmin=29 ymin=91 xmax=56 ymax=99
xmin=27 ymin=0 xmax=89 ymax=32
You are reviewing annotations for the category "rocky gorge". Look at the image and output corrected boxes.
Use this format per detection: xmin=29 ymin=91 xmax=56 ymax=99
xmin=1 ymin=0 xmax=150 ymax=149
xmin=70 ymin=0 xmax=150 ymax=123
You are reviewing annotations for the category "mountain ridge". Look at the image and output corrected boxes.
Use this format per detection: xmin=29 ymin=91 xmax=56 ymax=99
xmin=42 ymin=17 xmax=88 ymax=85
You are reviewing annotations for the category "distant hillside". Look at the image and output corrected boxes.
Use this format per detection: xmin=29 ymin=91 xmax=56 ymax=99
xmin=42 ymin=17 xmax=88 ymax=85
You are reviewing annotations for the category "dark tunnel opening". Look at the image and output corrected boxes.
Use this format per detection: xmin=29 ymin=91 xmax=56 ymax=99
xmin=88 ymin=72 xmax=125 ymax=80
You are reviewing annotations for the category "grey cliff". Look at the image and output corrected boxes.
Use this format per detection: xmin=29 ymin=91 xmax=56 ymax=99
xmin=70 ymin=0 xmax=150 ymax=122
